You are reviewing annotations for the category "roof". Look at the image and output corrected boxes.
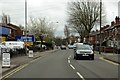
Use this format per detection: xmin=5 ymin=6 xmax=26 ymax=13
xmin=89 ymin=31 xmax=98 ymax=36
xmin=104 ymin=24 xmax=120 ymax=31
xmin=7 ymin=23 xmax=21 ymax=30
xmin=0 ymin=23 xmax=17 ymax=30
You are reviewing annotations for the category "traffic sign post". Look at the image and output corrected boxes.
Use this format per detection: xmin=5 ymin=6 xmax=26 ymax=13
xmin=2 ymin=53 xmax=10 ymax=68
xmin=39 ymin=34 xmax=44 ymax=51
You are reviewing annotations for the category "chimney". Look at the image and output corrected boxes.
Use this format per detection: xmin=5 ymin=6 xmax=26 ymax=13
xmin=96 ymin=29 xmax=98 ymax=32
xmin=111 ymin=21 xmax=115 ymax=26
xmin=118 ymin=17 xmax=120 ymax=24
xmin=115 ymin=16 xmax=119 ymax=24
xmin=106 ymin=25 xmax=109 ymax=27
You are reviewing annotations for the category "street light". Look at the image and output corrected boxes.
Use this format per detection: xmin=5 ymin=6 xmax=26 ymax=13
xmin=25 ymin=0 xmax=28 ymax=55
xmin=99 ymin=0 xmax=102 ymax=54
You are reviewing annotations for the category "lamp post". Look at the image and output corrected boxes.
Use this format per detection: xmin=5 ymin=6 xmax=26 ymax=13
xmin=25 ymin=0 xmax=27 ymax=36
xmin=39 ymin=34 xmax=44 ymax=51
xmin=25 ymin=0 xmax=27 ymax=55
xmin=99 ymin=0 xmax=102 ymax=54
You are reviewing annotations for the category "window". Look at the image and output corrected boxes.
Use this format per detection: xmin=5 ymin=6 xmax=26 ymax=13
xmin=117 ymin=27 xmax=120 ymax=34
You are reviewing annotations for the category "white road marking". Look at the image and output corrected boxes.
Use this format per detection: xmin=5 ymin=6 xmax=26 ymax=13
xmin=70 ymin=64 xmax=75 ymax=70
xmin=76 ymin=72 xmax=85 ymax=80
xmin=68 ymin=60 xmax=70 ymax=63
xmin=68 ymin=57 xmax=70 ymax=60
xmin=68 ymin=55 xmax=71 ymax=60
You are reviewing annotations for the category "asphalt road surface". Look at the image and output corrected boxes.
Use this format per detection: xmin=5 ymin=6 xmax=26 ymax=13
xmin=5 ymin=49 xmax=119 ymax=79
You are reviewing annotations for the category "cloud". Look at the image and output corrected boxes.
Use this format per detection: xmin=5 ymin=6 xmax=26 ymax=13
xmin=0 ymin=0 xmax=119 ymax=36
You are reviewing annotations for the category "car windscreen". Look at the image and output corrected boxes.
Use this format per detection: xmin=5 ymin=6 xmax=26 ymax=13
xmin=76 ymin=45 xmax=91 ymax=50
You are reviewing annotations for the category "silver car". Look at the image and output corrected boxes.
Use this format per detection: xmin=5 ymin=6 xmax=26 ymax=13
xmin=74 ymin=44 xmax=94 ymax=60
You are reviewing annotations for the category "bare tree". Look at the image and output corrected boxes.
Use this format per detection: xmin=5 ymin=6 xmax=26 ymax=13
xmin=67 ymin=0 xmax=106 ymax=38
xmin=28 ymin=17 xmax=55 ymax=40
xmin=64 ymin=25 xmax=70 ymax=38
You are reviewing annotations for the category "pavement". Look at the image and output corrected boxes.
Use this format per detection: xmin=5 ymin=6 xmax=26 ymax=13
xmin=1 ymin=49 xmax=58 ymax=76
xmin=95 ymin=51 xmax=120 ymax=64
xmin=102 ymin=53 xmax=120 ymax=64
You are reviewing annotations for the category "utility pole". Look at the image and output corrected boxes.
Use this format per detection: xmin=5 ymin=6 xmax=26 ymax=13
xmin=99 ymin=0 xmax=102 ymax=54
xmin=25 ymin=0 xmax=27 ymax=55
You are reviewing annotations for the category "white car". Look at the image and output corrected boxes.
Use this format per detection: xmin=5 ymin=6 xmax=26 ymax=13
xmin=60 ymin=45 xmax=66 ymax=50
xmin=68 ymin=44 xmax=75 ymax=49
xmin=0 ymin=43 xmax=10 ymax=55
xmin=4 ymin=41 xmax=24 ymax=49
xmin=74 ymin=44 xmax=94 ymax=60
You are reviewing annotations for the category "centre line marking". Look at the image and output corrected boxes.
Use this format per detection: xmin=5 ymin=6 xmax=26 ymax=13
xmin=68 ymin=55 xmax=71 ymax=60
xmin=68 ymin=57 xmax=70 ymax=60
xmin=70 ymin=64 xmax=75 ymax=70
xmin=68 ymin=60 xmax=70 ymax=63
xmin=76 ymin=72 xmax=85 ymax=80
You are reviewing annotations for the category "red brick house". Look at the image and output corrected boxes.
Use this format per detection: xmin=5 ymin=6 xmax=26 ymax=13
xmin=7 ymin=23 xmax=23 ymax=39
xmin=0 ymin=23 xmax=23 ymax=41
xmin=89 ymin=16 xmax=120 ymax=53
xmin=1 ymin=14 xmax=24 ymax=41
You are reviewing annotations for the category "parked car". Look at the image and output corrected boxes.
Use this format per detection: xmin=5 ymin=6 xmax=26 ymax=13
xmin=60 ymin=45 xmax=66 ymax=50
xmin=68 ymin=44 xmax=75 ymax=49
xmin=0 ymin=43 xmax=10 ymax=56
xmin=74 ymin=44 xmax=94 ymax=60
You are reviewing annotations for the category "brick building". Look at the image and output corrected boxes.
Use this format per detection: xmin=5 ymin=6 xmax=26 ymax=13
xmin=0 ymin=15 xmax=24 ymax=42
xmin=89 ymin=16 xmax=120 ymax=53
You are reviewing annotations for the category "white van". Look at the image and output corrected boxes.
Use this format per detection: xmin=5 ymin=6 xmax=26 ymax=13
xmin=4 ymin=41 xmax=25 ymax=49
xmin=0 ymin=43 xmax=10 ymax=55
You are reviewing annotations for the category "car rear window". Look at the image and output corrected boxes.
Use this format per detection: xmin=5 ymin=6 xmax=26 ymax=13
xmin=77 ymin=45 xmax=91 ymax=50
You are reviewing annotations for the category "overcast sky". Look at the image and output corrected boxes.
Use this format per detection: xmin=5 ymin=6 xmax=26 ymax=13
xmin=0 ymin=0 xmax=119 ymax=37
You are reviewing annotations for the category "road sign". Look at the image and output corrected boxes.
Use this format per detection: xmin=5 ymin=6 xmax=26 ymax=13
xmin=28 ymin=50 xmax=33 ymax=58
xmin=15 ymin=35 xmax=35 ymax=42
xmin=2 ymin=53 xmax=10 ymax=68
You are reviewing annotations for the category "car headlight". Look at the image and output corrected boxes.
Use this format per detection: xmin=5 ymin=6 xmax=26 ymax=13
xmin=76 ymin=50 xmax=80 ymax=54
xmin=90 ymin=51 xmax=94 ymax=54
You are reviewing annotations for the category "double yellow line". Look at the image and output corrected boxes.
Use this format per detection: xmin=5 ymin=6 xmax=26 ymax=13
xmin=1 ymin=64 xmax=28 ymax=79
xmin=1 ymin=55 xmax=42 ymax=79
xmin=1 ymin=50 xmax=57 ymax=79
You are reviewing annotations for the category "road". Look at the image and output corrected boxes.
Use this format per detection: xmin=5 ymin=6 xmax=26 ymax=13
xmin=4 ymin=49 xmax=119 ymax=80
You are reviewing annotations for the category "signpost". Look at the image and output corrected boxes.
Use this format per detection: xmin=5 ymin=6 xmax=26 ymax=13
xmin=15 ymin=35 xmax=35 ymax=42
xmin=15 ymin=35 xmax=35 ymax=46
xmin=2 ymin=53 xmax=10 ymax=68
xmin=39 ymin=34 xmax=44 ymax=51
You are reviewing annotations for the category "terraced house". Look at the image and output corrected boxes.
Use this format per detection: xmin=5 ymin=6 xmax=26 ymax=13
xmin=89 ymin=16 xmax=120 ymax=53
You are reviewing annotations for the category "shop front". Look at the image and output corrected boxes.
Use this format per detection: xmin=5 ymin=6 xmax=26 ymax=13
xmin=0 ymin=26 xmax=10 ymax=42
